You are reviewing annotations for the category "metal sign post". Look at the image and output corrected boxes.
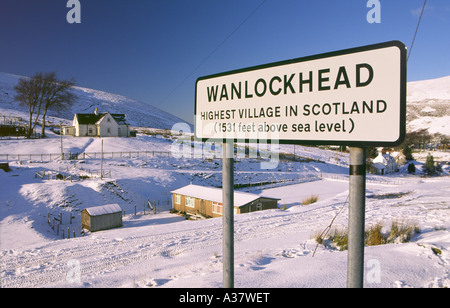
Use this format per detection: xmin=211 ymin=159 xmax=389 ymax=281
xmin=222 ymin=140 xmax=234 ymax=288
xmin=347 ymin=147 xmax=366 ymax=288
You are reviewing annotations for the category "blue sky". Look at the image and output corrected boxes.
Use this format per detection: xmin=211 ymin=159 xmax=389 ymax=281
xmin=1 ymin=0 xmax=449 ymax=123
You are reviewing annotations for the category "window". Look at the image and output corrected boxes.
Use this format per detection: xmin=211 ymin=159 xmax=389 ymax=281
xmin=175 ymin=194 xmax=181 ymax=205
xmin=107 ymin=117 xmax=111 ymax=122
xmin=186 ymin=196 xmax=195 ymax=208
xmin=88 ymin=128 xmax=93 ymax=134
xmin=107 ymin=128 xmax=111 ymax=134
xmin=256 ymin=203 xmax=262 ymax=211
xmin=212 ymin=202 xmax=223 ymax=214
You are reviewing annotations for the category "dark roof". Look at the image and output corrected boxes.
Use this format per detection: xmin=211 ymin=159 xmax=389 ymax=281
xmin=110 ymin=114 xmax=128 ymax=125
xmin=75 ymin=113 xmax=129 ymax=125
xmin=76 ymin=114 xmax=102 ymax=125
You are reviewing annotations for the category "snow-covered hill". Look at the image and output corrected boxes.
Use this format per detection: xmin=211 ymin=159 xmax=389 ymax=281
xmin=0 ymin=72 xmax=189 ymax=130
xmin=406 ymin=75 xmax=450 ymax=136
xmin=407 ymin=75 xmax=450 ymax=102
xmin=1 ymin=72 xmax=448 ymax=135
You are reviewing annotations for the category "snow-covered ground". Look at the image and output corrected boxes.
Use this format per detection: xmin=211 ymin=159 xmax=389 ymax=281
xmin=408 ymin=116 xmax=450 ymax=136
xmin=1 ymin=130 xmax=449 ymax=288
xmin=1 ymin=72 xmax=449 ymax=288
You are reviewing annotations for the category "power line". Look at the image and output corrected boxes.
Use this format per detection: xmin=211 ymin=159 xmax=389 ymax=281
xmin=408 ymin=0 xmax=427 ymax=62
xmin=155 ymin=0 xmax=268 ymax=108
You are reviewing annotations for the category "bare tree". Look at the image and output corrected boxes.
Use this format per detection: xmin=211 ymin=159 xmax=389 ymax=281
xmin=14 ymin=73 xmax=45 ymax=138
xmin=14 ymin=72 xmax=76 ymax=138
xmin=40 ymin=72 xmax=76 ymax=137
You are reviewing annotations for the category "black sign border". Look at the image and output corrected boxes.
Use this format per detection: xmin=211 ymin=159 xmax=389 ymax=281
xmin=195 ymin=41 xmax=407 ymax=147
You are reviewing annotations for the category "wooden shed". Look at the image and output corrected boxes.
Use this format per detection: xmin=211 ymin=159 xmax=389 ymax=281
xmin=171 ymin=184 xmax=280 ymax=218
xmin=81 ymin=204 xmax=123 ymax=232
xmin=0 ymin=162 xmax=10 ymax=172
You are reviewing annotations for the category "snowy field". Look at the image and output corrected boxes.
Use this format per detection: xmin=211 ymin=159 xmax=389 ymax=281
xmin=1 ymin=130 xmax=449 ymax=288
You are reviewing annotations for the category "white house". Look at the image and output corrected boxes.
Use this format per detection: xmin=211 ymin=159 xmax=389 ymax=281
xmin=371 ymin=152 xmax=398 ymax=175
xmin=63 ymin=108 xmax=130 ymax=137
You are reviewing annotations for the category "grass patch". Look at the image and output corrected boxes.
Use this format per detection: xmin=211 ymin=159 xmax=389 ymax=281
xmin=387 ymin=220 xmax=420 ymax=243
xmin=302 ymin=195 xmax=319 ymax=205
xmin=365 ymin=222 xmax=385 ymax=246
xmin=314 ymin=220 xmax=421 ymax=251
xmin=367 ymin=192 xmax=411 ymax=200
xmin=313 ymin=227 xmax=348 ymax=251
xmin=431 ymin=247 xmax=442 ymax=255
xmin=329 ymin=228 xmax=348 ymax=251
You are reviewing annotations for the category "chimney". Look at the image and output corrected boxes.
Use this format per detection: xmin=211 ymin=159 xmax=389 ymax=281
xmin=94 ymin=107 xmax=98 ymax=115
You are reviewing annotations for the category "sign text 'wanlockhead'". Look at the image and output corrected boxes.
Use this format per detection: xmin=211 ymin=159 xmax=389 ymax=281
xmin=195 ymin=41 xmax=406 ymax=147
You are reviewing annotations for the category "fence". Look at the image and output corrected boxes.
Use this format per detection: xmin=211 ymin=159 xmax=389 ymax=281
xmin=0 ymin=149 xmax=273 ymax=162
xmin=0 ymin=150 xmax=175 ymax=162
xmin=35 ymin=168 xmax=111 ymax=181
xmin=47 ymin=211 xmax=80 ymax=239
xmin=0 ymin=132 xmax=42 ymax=140
xmin=320 ymin=172 xmax=409 ymax=185
xmin=233 ymin=176 xmax=321 ymax=191
xmin=81 ymin=151 xmax=172 ymax=159
xmin=0 ymin=148 xmax=318 ymax=163
xmin=0 ymin=153 xmax=63 ymax=161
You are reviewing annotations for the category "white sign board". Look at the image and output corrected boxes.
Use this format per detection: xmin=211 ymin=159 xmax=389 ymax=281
xmin=195 ymin=41 xmax=406 ymax=146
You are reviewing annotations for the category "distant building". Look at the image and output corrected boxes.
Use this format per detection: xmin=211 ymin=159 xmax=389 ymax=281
xmin=391 ymin=151 xmax=407 ymax=166
xmin=171 ymin=184 xmax=280 ymax=218
xmin=81 ymin=203 xmax=123 ymax=232
xmin=369 ymin=151 xmax=398 ymax=175
xmin=0 ymin=116 xmax=26 ymax=137
xmin=63 ymin=107 xmax=130 ymax=137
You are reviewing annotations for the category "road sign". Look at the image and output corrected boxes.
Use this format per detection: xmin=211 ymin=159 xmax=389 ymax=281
xmin=195 ymin=41 xmax=406 ymax=147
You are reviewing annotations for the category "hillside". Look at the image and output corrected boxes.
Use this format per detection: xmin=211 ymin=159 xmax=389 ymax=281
xmin=406 ymin=75 xmax=450 ymax=136
xmin=1 ymin=72 xmax=448 ymax=135
xmin=0 ymin=72 xmax=189 ymax=130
